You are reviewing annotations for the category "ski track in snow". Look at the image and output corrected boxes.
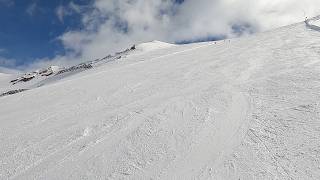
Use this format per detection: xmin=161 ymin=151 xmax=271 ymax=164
xmin=1 ymin=20 xmax=320 ymax=179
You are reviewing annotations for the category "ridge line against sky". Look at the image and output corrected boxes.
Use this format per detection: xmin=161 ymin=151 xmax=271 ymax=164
xmin=0 ymin=0 xmax=320 ymax=71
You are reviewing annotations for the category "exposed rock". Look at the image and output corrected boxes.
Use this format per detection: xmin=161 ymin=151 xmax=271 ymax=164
xmin=0 ymin=89 xmax=28 ymax=97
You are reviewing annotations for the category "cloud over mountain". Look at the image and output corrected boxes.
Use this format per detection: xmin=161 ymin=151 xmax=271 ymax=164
xmin=11 ymin=0 xmax=320 ymax=70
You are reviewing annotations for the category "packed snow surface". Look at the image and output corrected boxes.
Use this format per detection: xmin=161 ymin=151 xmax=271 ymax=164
xmin=2 ymin=20 xmax=320 ymax=179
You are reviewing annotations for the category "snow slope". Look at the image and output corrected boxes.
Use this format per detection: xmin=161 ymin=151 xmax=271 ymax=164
xmin=0 ymin=72 xmax=16 ymax=93
xmin=2 ymin=19 xmax=320 ymax=179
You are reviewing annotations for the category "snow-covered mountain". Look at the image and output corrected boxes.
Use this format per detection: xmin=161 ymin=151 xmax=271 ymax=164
xmin=0 ymin=45 xmax=138 ymax=97
xmin=1 ymin=18 xmax=320 ymax=179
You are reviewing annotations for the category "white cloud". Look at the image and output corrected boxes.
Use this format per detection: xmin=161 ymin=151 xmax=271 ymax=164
xmin=0 ymin=0 xmax=14 ymax=7
xmin=0 ymin=57 xmax=16 ymax=68
xmin=0 ymin=50 xmax=17 ymax=71
xmin=56 ymin=5 xmax=66 ymax=23
xmin=29 ymin=0 xmax=320 ymax=70
xmin=26 ymin=2 xmax=37 ymax=16
xmin=69 ymin=1 xmax=81 ymax=13
xmin=55 ymin=2 xmax=88 ymax=23
xmin=0 ymin=48 xmax=6 ymax=54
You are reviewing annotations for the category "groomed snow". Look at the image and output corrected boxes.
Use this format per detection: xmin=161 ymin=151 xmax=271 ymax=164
xmin=1 ymin=20 xmax=320 ymax=179
xmin=0 ymin=73 xmax=14 ymax=92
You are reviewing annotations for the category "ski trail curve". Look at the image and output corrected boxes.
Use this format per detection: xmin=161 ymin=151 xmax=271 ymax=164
xmin=158 ymin=90 xmax=250 ymax=179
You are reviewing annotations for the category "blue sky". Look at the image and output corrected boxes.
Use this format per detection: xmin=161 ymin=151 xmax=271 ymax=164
xmin=0 ymin=0 xmax=188 ymax=68
xmin=0 ymin=0 xmax=91 ymax=66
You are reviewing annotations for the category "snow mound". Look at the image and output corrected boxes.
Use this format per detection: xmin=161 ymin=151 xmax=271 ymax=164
xmin=0 ymin=72 xmax=14 ymax=90
xmin=136 ymin=40 xmax=175 ymax=52
xmin=0 ymin=72 xmax=11 ymax=78
xmin=0 ymin=66 xmax=20 ymax=75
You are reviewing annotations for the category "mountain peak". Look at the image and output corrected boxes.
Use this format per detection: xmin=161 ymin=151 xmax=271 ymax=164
xmin=136 ymin=40 xmax=175 ymax=52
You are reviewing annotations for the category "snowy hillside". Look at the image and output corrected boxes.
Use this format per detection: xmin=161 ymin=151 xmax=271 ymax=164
xmin=1 ymin=19 xmax=320 ymax=179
